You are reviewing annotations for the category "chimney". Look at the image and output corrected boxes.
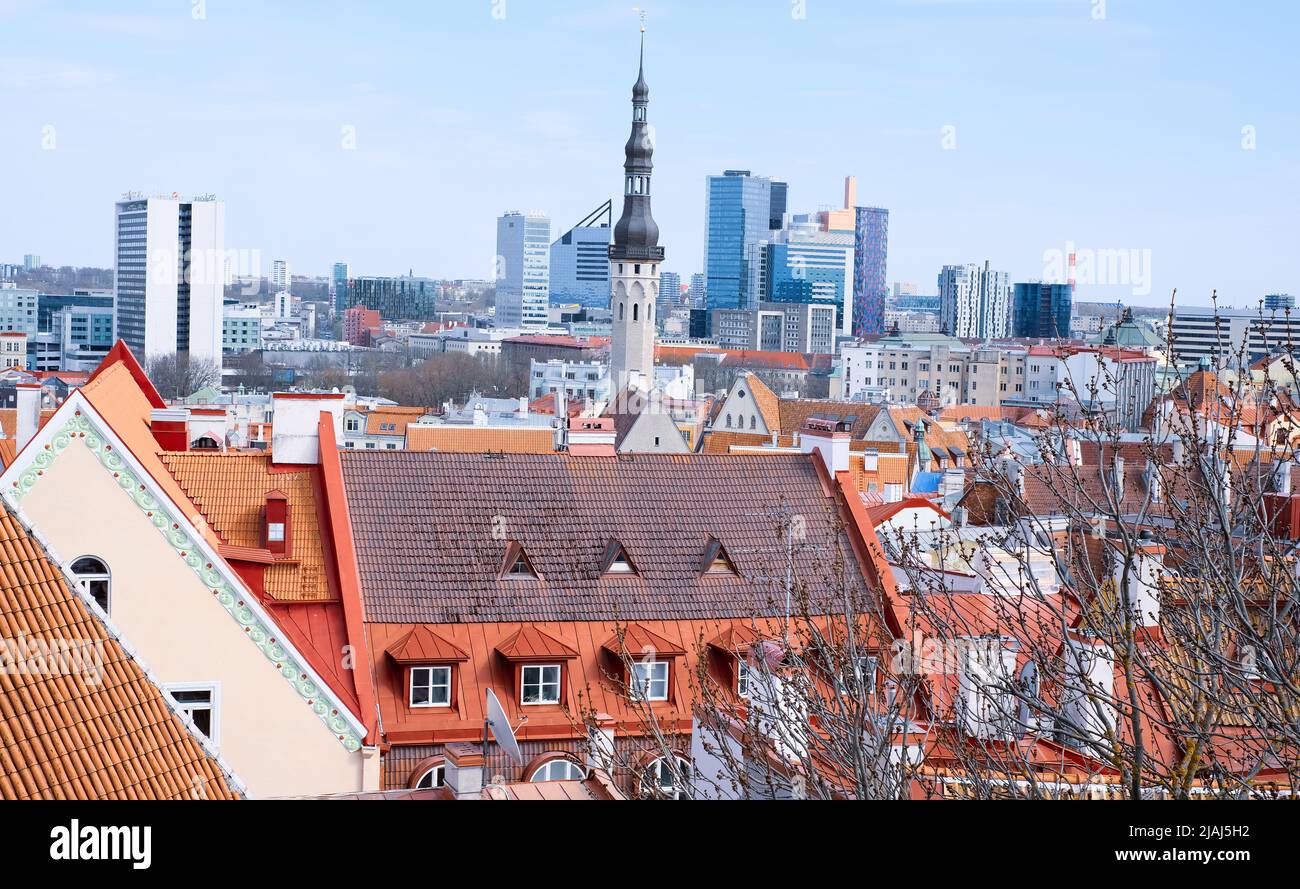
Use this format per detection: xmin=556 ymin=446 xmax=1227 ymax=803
xmin=15 ymin=383 xmax=41 ymax=450
xmin=150 ymin=407 xmax=191 ymax=451
xmin=586 ymin=713 xmax=617 ymax=772
xmin=518 ymin=396 xmax=529 ymax=416
xmin=1171 ymin=436 xmax=1185 ymax=465
xmin=1146 ymin=459 xmax=1162 ymax=502
xmin=800 ymin=417 xmax=850 ymax=474
xmin=1060 ymin=635 xmax=1116 ymax=754
xmin=264 ymin=490 xmax=290 ymax=556
xmin=567 ymin=417 xmax=616 ymax=456
xmin=844 ymin=175 xmax=857 ymax=209
xmin=270 ymin=393 xmax=346 ymax=464
xmin=1111 ymin=455 xmax=1125 ymax=500
xmin=1271 ymin=459 xmax=1294 ymax=496
xmin=443 ymin=742 xmax=484 ymax=800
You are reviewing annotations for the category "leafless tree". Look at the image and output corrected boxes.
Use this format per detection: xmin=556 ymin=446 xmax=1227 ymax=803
xmin=144 ymin=352 xmax=222 ymax=401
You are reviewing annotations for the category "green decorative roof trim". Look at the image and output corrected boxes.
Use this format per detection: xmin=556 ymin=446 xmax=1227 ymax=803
xmin=8 ymin=409 xmax=364 ymax=753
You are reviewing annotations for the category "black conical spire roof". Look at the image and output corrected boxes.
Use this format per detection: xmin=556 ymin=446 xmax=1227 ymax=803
xmin=610 ymin=27 xmax=663 ymax=262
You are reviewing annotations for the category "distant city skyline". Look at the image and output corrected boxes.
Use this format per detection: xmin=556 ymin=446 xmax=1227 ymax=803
xmin=3 ymin=1 xmax=1298 ymax=306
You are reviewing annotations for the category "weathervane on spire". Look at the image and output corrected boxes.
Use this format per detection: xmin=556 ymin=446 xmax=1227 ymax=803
xmin=632 ymin=6 xmax=646 ymax=32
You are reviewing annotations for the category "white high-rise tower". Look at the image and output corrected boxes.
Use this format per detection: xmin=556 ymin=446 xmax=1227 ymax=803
xmin=608 ymin=26 xmax=662 ymax=395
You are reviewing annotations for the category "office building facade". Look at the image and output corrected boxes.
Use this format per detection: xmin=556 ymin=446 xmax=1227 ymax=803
xmin=496 ymin=211 xmax=551 ymax=328
xmin=549 ymin=202 xmax=611 ymax=309
xmin=113 ymin=196 xmax=224 ymax=364
xmin=332 ymin=262 xmax=350 ymax=311
xmin=1013 ymin=281 xmax=1073 ymax=339
xmin=938 ymin=261 xmax=1012 ymax=339
xmin=348 ymin=276 xmax=438 ymax=320
xmin=852 ymin=206 xmax=889 ymax=338
xmin=703 ymin=170 xmax=784 ymax=319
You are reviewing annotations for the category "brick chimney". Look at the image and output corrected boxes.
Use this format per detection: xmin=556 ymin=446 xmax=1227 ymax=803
xmin=443 ymin=742 xmax=485 ymax=800
xmin=150 ymin=408 xmax=191 ymax=451
xmin=567 ymin=417 xmax=616 ymax=456
xmin=14 ymin=383 xmax=41 ymax=450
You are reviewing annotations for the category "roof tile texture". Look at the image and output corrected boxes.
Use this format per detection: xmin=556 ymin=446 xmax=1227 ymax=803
xmin=0 ymin=506 xmax=239 ymax=799
xmin=341 ymin=451 xmax=864 ymax=624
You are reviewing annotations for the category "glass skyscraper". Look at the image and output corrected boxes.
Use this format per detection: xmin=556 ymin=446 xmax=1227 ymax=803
xmin=764 ymin=216 xmax=854 ymax=336
xmin=852 ymin=206 xmax=889 ymax=338
xmin=703 ymin=170 xmax=784 ymax=321
xmin=332 ymin=262 xmax=350 ymax=312
xmin=496 ymin=211 xmax=551 ymax=328
xmin=549 ymin=203 xmax=610 ymax=309
xmin=1013 ymin=282 xmax=1073 ymax=339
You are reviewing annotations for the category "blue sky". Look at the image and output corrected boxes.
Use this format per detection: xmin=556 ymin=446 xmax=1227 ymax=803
xmin=2 ymin=0 xmax=1297 ymax=307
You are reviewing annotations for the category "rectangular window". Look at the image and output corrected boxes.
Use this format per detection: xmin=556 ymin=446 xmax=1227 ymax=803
xmin=521 ymin=664 xmax=562 ymax=704
xmin=166 ymin=683 xmax=219 ymax=745
xmin=737 ymin=661 xmax=751 ymax=698
xmin=267 ymin=522 xmax=285 ymax=542
xmin=409 ymin=666 xmax=452 ymax=707
xmin=632 ymin=660 xmax=669 ymax=701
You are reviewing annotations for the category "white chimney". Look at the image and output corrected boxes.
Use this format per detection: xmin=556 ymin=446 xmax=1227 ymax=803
xmin=748 ymin=641 xmax=808 ymax=760
xmin=1111 ymin=455 xmax=1125 ymax=500
xmin=1275 ymin=459 xmax=1294 ymax=496
xmin=15 ymin=383 xmax=40 ymax=450
xmin=518 ymin=396 xmax=529 ymax=416
xmin=442 ymin=743 xmax=485 ymax=800
xmin=586 ymin=713 xmax=617 ymax=772
xmin=270 ymin=393 xmax=346 ymax=464
xmin=1146 ymin=459 xmax=1162 ymax=502
xmin=1060 ymin=635 xmax=1116 ymax=754
xmin=800 ymin=419 xmax=850 ymax=474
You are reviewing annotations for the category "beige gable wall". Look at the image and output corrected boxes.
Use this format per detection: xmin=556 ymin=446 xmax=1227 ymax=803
xmin=18 ymin=440 xmax=364 ymax=798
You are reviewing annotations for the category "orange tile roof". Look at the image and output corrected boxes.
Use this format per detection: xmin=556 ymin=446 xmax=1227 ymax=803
xmin=0 ymin=439 xmax=15 ymax=469
xmin=742 ymin=373 xmax=782 ymax=432
xmin=158 ymin=452 xmax=334 ymax=603
xmin=365 ymin=407 xmax=429 ymax=437
xmin=719 ymin=349 xmax=812 ymax=371
xmin=0 ymin=504 xmax=241 ymax=799
xmin=405 ymin=424 xmax=555 ymax=453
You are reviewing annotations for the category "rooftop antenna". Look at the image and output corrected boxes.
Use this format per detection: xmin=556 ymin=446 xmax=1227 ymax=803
xmin=483 ymin=687 xmax=524 ymax=768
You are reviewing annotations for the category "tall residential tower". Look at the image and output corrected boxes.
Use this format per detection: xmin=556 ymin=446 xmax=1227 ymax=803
xmin=113 ymin=195 xmax=224 ymax=365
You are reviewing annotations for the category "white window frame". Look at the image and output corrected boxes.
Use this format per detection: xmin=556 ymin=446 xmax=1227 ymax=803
xmin=165 ymin=681 xmax=221 ymax=748
xmin=415 ymin=764 xmax=445 ymax=789
xmin=736 ymin=660 xmax=751 ymax=698
xmin=530 ymin=758 xmax=587 ymax=783
xmin=641 ymin=755 xmax=691 ymax=799
xmin=632 ymin=659 xmax=669 ymax=701
xmin=267 ymin=522 xmax=286 ymax=543
xmin=70 ymin=554 xmax=111 ymax=614
xmin=409 ymin=665 xmax=453 ymax=708
xmin=520 ymin=663 xmax=562 ymax=705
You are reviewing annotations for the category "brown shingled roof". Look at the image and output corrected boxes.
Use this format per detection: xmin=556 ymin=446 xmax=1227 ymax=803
xmin=340 ymin=451 xmax=868 ymax=624
xmin=0 ymin=504 xmax=241 ymax=799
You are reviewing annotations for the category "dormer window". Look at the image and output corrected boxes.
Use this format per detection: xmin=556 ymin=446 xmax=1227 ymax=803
xmin=632 ymin=660 xmax=669 ymax=701
xmin=601 ymin=540 xmax=638 ymax=576
xmin=736 ymin=661 xmax=751 ymax=698
xmin=701 ymin=537 xmax=737 ymax=575
xmin=410 ymin=666 xmax=452 ymax=707
xmin=264 ymin=490 xmax=290 ymax=556
xmin=501 ymin=541 xmax=538 ymax=579
xmin=521 ymin=664 xmax=562 ymax=704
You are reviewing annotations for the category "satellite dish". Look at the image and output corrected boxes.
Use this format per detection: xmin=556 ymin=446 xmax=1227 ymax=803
xmin=484 ymin=688 xmax=523 ymax=766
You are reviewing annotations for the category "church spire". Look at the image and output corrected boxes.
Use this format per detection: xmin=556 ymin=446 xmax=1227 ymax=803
xmin=611 ymin=19 xmax=662 ymax=263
